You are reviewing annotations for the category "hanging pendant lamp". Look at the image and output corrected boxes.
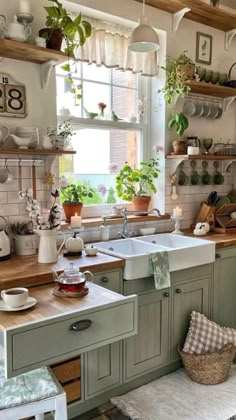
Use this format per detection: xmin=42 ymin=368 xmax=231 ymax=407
xmin=128 ymin=0 xmax=160 ymax=53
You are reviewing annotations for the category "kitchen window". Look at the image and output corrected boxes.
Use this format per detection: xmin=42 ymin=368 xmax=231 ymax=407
xmin=56 ymin=62 xmax=147 ymax=217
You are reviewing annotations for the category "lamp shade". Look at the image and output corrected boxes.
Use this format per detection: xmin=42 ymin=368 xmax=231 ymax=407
xmin=128 ymin=16 xmax=160 ymax=53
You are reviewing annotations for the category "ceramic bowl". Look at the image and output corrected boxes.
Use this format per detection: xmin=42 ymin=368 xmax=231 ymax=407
xmin=211 ymin=71 xmax=220 ymax=84
xmin=218 ymin=73 xmax=227 ymax=86
xmin=85 ymin=247 xmax=98 ymax=256
xmin=204 ymin=70 xmax=213 ymax=83
xmin=138 ymin=227 xmax=156 ymax=236
xmin=12 ymin=135 xmax=37 ymax=149
xmin=183 ymin=102 xmax=195 ymax=117
xmin=206 ymin=104 xmax=218 ymax=119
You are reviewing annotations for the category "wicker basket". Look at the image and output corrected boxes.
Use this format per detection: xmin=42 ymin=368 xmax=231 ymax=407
xmin=178 ymin=343 xmax=235 ymax=385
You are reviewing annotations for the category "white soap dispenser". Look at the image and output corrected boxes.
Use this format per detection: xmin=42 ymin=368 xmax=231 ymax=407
xmin=100 ymin=218 xmax=110 ymax=241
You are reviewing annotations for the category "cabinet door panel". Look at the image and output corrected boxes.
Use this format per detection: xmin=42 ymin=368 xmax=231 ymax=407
xmin=213 ymin=254 xmax=236 ymax=328
xmin=86 ymin=342 xmax=121 ymax=398
xmin=171 ymin=277 xmax=210 ymax=362
xmin=124 ymin=290 xmax=169 ymax=381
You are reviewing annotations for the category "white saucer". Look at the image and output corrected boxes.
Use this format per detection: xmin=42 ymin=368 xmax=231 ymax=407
xmin=0 ymin=297 xmax=37 ymax=312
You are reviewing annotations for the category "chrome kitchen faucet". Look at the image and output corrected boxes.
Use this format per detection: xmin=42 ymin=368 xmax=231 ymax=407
xmin=117 ymin=207 xmax=161 ymax=239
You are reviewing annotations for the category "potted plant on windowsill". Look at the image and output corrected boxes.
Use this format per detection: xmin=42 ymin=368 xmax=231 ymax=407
xmin=168 ymin=112 xmax=189 ymax=154
xmin=47 ymin=120 xmax=75 ymax=150
xmin=115 ymin=146 xmax=162 ymax=212
xmin=60 ymin=179 xmax=95 ymax=222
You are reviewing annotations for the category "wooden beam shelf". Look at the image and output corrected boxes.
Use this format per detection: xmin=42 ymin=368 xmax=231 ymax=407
xmin=0 ymin=39 xmax=68 ymax=65
xmin=0 ymin=148 xmax=76 ymax=156
xmin=135 ymin=0 xmax=236 ymax=32
xmin=186 ymin=81 xmax=236 ymax=98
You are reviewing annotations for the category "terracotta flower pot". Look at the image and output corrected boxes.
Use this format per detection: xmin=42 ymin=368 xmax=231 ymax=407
xmin=181 ymin=63 xmax=195 ymax=80
xmin=63 ymin=203 xmax=83 ymax=223
xmin=39 ymin=28 xmax=63 ymax=51
xmin=172 ymin=140 xmax=187 ymax=155
xmin=132 ymin=196 xmax=151 ymax=212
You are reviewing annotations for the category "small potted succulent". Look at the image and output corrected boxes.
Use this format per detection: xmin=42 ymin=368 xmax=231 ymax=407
xmin=158 ymin=52 xmax=194 ymax=107
xmin=115 ymin=145 xmax=162 ymax=212
xmin=60 ymin=178 xmax=95 ymax=222
xmin=47 ymin=120 xmax=74 ymax=150
xmin=168 ymin=112 xmax=189 ymax=154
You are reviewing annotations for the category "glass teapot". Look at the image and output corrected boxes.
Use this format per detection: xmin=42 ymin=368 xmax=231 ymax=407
xmin=52 ymin=263 xmax=93 ymax=293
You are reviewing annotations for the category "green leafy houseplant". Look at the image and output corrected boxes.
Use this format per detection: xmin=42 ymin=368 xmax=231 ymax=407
xmin=47 ymin=120 xmax=74 ymax=138
xmin=168 ymin=112 xmax=189 ymax=154
xmin=60 ymin=179 xmax=95 ymax=221
xmin=158 ymin=52 xmax=194 ymax=107
xmin=116 ymin=147 xmax=162 ymax=211
xmin=40 ymin=0 xmax=92 ymax=103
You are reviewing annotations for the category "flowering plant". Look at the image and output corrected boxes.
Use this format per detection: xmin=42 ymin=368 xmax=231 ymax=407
xmin=98 ymin=102 xmax=107 ymax=116
xmin=116 ymin=145 xmax=163 ymax=201
xmin=59 ymin=178 xmax=95 ymax=203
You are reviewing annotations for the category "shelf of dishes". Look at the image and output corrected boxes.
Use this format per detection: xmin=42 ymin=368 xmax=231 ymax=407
xmin=167 ymin=155 xmax=236 ymax=160
xmin=0 ymin=148 xmax=76 ymax=155
xmin=186 ymin=81 xmax=236 ymax=99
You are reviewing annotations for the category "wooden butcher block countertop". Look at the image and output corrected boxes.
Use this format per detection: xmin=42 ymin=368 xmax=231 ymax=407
xmin=0 ymin=252 xmax=124 ymax=290
xmin=184 ymin=230 xmax=236 ymax=249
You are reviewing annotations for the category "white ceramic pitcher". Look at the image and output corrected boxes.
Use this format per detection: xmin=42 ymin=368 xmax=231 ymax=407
xmin=37 ymin=230 xmax=65 ymax=264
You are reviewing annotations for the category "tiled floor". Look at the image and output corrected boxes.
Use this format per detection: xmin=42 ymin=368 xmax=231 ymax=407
xmin=74 ymin=402 xmax=128 ymax=420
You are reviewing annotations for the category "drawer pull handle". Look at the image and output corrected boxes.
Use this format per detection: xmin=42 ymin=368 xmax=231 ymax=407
xmin=216 ymin=253 xmax=221 ymax=259
xmin=102 ymin=277 xmax=109 ymax=283
xmin=176 ymin=288 xmax=182 ymax=294
xmin=69 ymin=320 xmax=92 ymax=332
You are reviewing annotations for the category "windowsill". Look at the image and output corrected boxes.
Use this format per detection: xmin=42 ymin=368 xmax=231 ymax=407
xmin=61 ymin=213 xmax=170 ymax=229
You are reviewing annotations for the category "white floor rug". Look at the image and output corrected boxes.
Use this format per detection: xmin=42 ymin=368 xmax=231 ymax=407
xmin=111 ymin=367 xmax=236 ymax=420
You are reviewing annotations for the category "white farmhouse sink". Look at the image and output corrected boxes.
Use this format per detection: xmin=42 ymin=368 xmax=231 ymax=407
xmin=94 ymin=239 xmax=170 ymax=280
xmin=94 ymin=234 xmax=216 ymax=280
xmin=136 ymin=233 xmax=216 ymax=273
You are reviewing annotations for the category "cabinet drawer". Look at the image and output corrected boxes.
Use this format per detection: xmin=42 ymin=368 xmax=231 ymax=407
xmin=93 ymin=270 xmax=122 ymax=293
xmin=64 ymin=379 xmax=81 ymax=403
xmin=51 ymin=357 xmax=81 ymax=383
xmin=8 ymin=297 xmax=137 ymax=376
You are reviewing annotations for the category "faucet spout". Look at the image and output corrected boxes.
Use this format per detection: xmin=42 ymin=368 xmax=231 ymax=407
xmin=117 ymin=207 xmax=161 ymax=239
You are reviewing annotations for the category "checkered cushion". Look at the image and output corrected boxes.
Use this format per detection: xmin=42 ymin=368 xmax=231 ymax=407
xmin=183 ymin=311 xmax=236 ymax=354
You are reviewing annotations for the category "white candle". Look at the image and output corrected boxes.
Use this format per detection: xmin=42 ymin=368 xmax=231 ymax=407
xmin=71 ymin=213 xmax=81 ymax=228
xmin=173 ymin=206 xmax=183 ymax=217
xmin=18 ymin=0 xmax=31 ymax=15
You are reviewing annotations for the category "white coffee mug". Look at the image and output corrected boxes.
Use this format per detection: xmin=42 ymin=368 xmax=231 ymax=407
xmin=1 ymin=287 xmax=28 ymax=307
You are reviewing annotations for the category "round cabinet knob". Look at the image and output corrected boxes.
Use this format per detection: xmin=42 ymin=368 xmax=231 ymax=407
xmin=102 ymin=277 xmax=109 ymax=283
xmin=164 ymin=292 xmax=169 ymax=298
xmin=215 ymin=253 xmax=221 ymax=259
xmin=176 ymin=288 xmax=182 ymax=294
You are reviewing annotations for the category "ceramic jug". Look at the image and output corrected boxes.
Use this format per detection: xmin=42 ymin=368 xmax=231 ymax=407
xmin=0 ymin=125 xmax=10 ymax=147
xmin=5 ymin=16 xmax=31 ymax=42
xmin=37 ymin=230 xmax=65 ymax=263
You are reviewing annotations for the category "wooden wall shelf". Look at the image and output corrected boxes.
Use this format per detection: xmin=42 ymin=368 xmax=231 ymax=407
xmin=167 ymin=154 xmax=236 ymax=160
xmin=0 ymin=39 xmax=68 ymax=65
xmin=0 ymin=148 xmax=76 ymax=156
xmin=186 ymin=81 xmax=236 ymax=99
xmin=135 ymin=0 xmax=236 ymax=32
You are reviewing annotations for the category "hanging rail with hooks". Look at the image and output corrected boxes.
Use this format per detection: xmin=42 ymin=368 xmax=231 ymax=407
xmin=0 ymin=158 xmax=43 ymax=165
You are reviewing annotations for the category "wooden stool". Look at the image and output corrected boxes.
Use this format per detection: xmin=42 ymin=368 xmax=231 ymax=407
xmin=0 ymin=365 xmax=67 ymax=420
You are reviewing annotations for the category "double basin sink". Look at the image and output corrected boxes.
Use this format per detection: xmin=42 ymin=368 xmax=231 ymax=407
xmin=94 ymin=234 xmax=216 ymax=280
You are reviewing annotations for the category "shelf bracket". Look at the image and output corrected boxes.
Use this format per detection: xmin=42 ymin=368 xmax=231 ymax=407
xmin=41 ymin=59 xmax=58 ymax=89
xmin=170 ymin=156 xmax=188 ymax=177
xmin=172 ymin=7 xmax=191 ymax=34
xmin=225 ymin=29 xmax=236 ymax=50
xmin=223 ymin=96 xmax=236 ymax=112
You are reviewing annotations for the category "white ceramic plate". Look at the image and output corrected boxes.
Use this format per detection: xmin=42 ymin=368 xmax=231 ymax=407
xmin=0 ymin=297 xmax=37 ymax=312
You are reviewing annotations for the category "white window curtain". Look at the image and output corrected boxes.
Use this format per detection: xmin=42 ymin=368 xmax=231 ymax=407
xmin=75 ymin=17 xmax=158 ymax=77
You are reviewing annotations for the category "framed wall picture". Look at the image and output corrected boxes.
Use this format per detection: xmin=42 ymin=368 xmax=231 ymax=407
xmin=196 ymin=32 xmax=213 ymax=65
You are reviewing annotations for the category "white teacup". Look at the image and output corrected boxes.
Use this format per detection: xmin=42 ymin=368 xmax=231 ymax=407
xmin=1 ymin=287 xmax=28 ymax=308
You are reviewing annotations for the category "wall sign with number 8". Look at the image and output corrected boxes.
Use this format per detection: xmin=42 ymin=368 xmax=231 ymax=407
xmin=0 ymin=73 xmax=27 ymax=118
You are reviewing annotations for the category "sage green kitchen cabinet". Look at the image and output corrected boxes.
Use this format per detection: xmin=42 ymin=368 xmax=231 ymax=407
xmin=213 ymin=248 xmax=236 ymax=328
xmin=85 ymin=269 xmax=123 ymax=398
xmin=124 ymin=288 xmax=170 ymax=381
xmin=171 ymin=265 xmax=211 ymax=362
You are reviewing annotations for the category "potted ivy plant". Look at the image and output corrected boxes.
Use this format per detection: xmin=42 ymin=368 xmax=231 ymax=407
xmin=158 ymin=52 xmax=194 ymax=107
xmin=60 ymin=178 xmax=95 ymax=222
xmin=40 ymin=0 xmax=92 ymax=103
xmin=115 ymin=147 xmax=162 ymax=212
xmin=168 ymin=112 xmax=189 ymax=154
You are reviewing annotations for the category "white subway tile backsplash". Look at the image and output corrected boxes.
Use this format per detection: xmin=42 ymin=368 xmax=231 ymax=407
xmin=0 ymin=204 xmax=19 ymax=216
xmin=0 ymin=192 xmax=7 ymax=204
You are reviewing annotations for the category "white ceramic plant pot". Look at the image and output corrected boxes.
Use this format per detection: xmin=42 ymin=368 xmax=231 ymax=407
xmin=14 ymin=234 xmax=37 ymax=256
